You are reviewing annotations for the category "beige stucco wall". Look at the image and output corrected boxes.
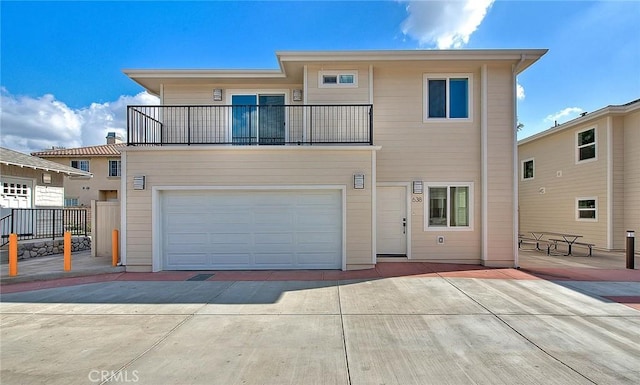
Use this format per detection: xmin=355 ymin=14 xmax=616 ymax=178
xmin=37 ymin=156 xmax=121 ymax=207
xmin=123 ymin=147 xmax=375 ymax=272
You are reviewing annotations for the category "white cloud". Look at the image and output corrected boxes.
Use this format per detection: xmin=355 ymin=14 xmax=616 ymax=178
xmin=401 ymin=0 xmax=495 ymax=48
xmin=544 ymin=107 xmax=584 ymax=125
xmin=0 ymin=88 xmax=159 ymax=154
xmin=516 ymin=83 xmax=525 ymax=101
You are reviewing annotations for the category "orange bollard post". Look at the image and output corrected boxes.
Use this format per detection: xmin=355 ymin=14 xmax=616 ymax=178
xmin=112 ymin=229 xmax=119 ymax=266
xmin=64 ymin=231 xmax=71 ymax=271
xmin=9 ymin=233 xmax=18 ymax=276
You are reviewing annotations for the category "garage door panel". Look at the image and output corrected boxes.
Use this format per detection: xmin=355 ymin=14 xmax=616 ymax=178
xmin=165 ymin=253 xmax=209 ymax=266
xmin=210 ymin=253 xmax=252 ymax=265
xmin=254 ymin=233 xmax=294 ymax=245
xmin=254 ymin=253 xmax=295 ymax=265
xmin=162 ymin=189 xmax=342 ymax=270
xmin=297 ymin=253 xmax=339 ymax=265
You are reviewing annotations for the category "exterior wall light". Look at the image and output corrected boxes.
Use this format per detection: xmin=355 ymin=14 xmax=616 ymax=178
xmin=412 ymin=180 xmax=423 ymax=194
xmin=353 ymin=173 xmax=365 ymax=189
xmin=213 ymin=89 xmax=223 ymax=101
xmin=292 ymin=89 xmax=303 ymax=102
xmin=133 ymin=175 xmax=146 ymax=190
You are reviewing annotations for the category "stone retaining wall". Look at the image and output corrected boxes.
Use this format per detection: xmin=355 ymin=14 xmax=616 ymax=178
xmin=17 ymin=237 xmax=91 ymax=260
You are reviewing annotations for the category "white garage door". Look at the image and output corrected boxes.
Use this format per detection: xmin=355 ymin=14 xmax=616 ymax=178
xmin=161 ymin=189 xmax=342 ymax=270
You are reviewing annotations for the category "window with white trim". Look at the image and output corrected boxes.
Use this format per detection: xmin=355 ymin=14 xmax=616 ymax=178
xmin=108 ymin=160 xmax=121 ymax=177
xmin=64 ymin=197 xmax=79 ymax=207
xmin=71 ymin=159 xmax=90 ymax=172
xmin=521 ymin=158 xmax=534 ymax=180
xmin=424 ymin=74 xmax=472 ymax=120
xmin=576 ymin=127 xmax=596 ymax=162
xmin=425 ymin=183 xmax=473 ymax=230
xmin=319 ymin=70 xmax=358 ymax=87
xmin=576 ymin=198 xmax=597 ymax=221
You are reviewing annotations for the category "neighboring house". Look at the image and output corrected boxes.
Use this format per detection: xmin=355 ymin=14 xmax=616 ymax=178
xmin=31 ymin=133 xmax=125 ymax=207
xmin=1 ymin=147 xmax=92 ymax=214
xmin=518 ymin=99 xmax=640 ymax=250
xmin=122 ymin=49 xmax=547 ymax=272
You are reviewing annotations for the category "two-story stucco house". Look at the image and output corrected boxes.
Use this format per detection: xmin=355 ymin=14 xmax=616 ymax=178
xmin=122 ymin=49 xmax=546 ymax=272
xmin=518 ymin=99 xmax=639 ymax=251
xmin=32 ymin=133 xmax=125 ymax=208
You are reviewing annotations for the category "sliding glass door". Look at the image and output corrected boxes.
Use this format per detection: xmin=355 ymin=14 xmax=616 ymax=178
xmin=231 ymin=94 xmax=285 ymax=144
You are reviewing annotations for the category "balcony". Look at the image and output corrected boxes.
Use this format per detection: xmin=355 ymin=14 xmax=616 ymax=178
xmin=127 ymin=104 xmax=373 ymax=146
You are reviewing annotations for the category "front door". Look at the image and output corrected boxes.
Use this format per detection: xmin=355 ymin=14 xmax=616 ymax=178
xmin=377 ymin=186 xmax=407 ymax=256
xmin=232 ymin=94 xmax=285 ymax=144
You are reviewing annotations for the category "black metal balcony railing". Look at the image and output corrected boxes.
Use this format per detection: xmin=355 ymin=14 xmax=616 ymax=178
xmin=127 ymin=104 xmax=373 ymax=146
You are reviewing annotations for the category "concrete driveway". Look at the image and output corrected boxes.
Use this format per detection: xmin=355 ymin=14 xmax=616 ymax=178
xmin=1 ymin=270 xmax=639 ymax=385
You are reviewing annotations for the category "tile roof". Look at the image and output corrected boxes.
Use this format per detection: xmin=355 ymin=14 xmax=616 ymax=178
xmin=0 ymin=147 xmax=93 ymax=177
xmin=31 ymin=143 xmax=125 ymax=157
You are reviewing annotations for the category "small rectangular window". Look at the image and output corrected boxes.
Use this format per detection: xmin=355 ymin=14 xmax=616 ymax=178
xmin=108 ymin=160 xmax=121 ymax=177
xmin=319 ymin=71 xmax=358 ymax=87
xmin=521 ymin=159 xmax=534 ymax=180
xmin=424 ymin=74 xmax=472 ymax=120
xmin=426 ymin=183 xmax=473 ymax=230
xmin=577 ymin=128 xmax=596 ymax=162
xmin=64 ymin=198 xmax=79 ymax=207
xmin=577 ymin=198 xmax=597 ymax=221
xmin=71 ymin=160 xmax=90 ymax=172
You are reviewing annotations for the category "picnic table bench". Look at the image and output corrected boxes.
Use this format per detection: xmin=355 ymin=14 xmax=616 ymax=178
xmin=524 ymin=231 xmax=590 ymax=256
xmin=548 ymin=239 xmax=595 ymax=256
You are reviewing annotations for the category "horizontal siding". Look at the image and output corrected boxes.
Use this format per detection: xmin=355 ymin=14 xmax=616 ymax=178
xmin=623 ymin=110 xmax=640 ymax=251
xmin=163 ymin=84 xmax=303 ymax=105
xmin=519 ymin=116 xmax=610 ymax=248
xmin=125 ymin=148 xmax=374 ymax=269
xmin=306 ymin=64 xmax=370 ymax=104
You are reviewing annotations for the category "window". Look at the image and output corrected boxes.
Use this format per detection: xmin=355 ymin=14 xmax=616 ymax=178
xmin=576 ymin=198 xmax=597 ymax=221
xmin=71 ymin=160 xmax=90 ymax=172
xmin=64 ymin=197 xmax=79 ymax=207
xmin=424 ymin=74 xmax=472 ymax=120
xmin=319 ymin=71 xmax=358 ymax=87
xmin=425 ymin=183 xmax=473 ymax=230
xmin=2 ymin=182 xmax=29 ymax=197
xmin=108 ymin=160 xmax=121 ymax=177
xmin=521 ymin=159 xmax=534 ymax=180
xmin=577 ymin=127 xmax=596 ymax=162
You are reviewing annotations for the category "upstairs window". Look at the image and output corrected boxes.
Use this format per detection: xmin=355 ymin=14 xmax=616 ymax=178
xmin=319 ymin=71 xmax=358 ymax=87
xmin=577 ymin=127 xmax=596 ymax=162
xmin=71 ymin=160 xmax=90 ymax=172
xmin=424 ymin=74 xmax=472 ymax=120
xmin=108 ymin=160 xmax=121 ymax=177
xmin=521 ymin=159 xmax=534 ymax=180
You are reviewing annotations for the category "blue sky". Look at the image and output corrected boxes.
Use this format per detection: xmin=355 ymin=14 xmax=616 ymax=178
xmin=1 ymin=0 xmax=639 ymax=153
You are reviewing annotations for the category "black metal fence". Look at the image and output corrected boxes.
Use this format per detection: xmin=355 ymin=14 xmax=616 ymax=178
xmin=0 ymin=208 xmax=89 ymax=246
xmin=127 ymin=104 xmax=373 ymax=146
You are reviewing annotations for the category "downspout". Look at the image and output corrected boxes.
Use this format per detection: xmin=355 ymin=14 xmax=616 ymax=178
xmin=481 ymin=65 xmax=488 ymax=264
xmin=512 ymin=54 xmax=526 ymax=268
xmin=606 ymin=116 xmax=613 ymax=249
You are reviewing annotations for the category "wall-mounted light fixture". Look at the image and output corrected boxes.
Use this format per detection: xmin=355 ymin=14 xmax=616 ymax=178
xmin=353 ymin=173 xmax=365 ymax=189
xmin=412 ymin=180 xmax=423 ymax=194
xmin=292 ymin=89 xmax=302 ymax=102
xmin=133 ymin=176 xmax=146 ymax=190
xmin=213 ymin=89 xmax=223 ymax=101
xmin=42 ymin=173 xmax=52 ymax=184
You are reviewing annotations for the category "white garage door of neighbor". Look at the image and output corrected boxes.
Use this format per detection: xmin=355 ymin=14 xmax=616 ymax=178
xmin=162 ymin=190 xmax=343 ymax=270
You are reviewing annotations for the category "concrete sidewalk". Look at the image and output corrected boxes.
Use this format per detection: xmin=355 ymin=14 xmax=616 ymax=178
xmin=1 ymin=269 xmax=639 ymax=384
